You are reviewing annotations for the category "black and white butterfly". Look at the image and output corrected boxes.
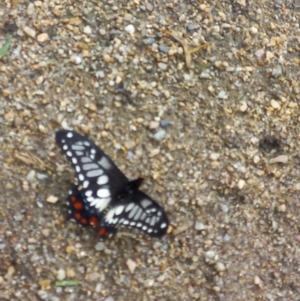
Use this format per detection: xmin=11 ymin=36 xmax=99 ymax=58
xmin=56 ymin=130 xmax=169 ymax=238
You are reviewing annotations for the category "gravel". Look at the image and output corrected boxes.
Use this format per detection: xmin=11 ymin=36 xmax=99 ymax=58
xmin=1 ymin=0 xmax=300 ymax=300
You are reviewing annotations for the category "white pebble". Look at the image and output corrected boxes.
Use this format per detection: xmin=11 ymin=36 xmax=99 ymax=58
xmin=240 ymin=101 xmax=247 ymax=112
xmin=215 ymin=262 xmax=226 ymax=272
xmin=26 ymin=170 xmax=36 ymax=182
xmin=238 ymin=179 xmax=245 ymax=189
xmin=126 ymin=258 xmax=137 ymax=273
xmin=210 ymin=153 xmax=220 ymax=161
xmin=23 ymin=26 xmax=36 ymax=38
xmin=124 ymin=24 xmax=135 ymax=34
xmin=83 ymin=26 xmax=92 ymax=35
xmin=195 ymin=222 xmax=205 ymax=231
xmin=56 ymin=268 xmax=66 ymax=281
xmin=46 ymin=195 xmax=58 ymax=203
xmin=70 ymin=54 xmax=82 ymax=65
xmin=270 ymin=99 xmax=280 ymax=109
xmin=269 ymin=155 xmax=288 ymax=164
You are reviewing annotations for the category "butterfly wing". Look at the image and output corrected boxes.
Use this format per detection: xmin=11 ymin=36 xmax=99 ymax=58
xmin=56 ymin=130 xmax=128 ymax=212
xmin=103 ymin=190 xmax=169 ymax=237
xmin=67 ymin=185 xmax=117 ymax=238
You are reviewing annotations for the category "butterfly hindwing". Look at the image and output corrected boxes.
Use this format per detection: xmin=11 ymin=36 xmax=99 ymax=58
xmin=103 ymin=190 xmax=169 ymax=237
xmin=56 ymin=130 xmax=128 ymax=212
xmin=67 ymin=185 xmax=117 ymax=238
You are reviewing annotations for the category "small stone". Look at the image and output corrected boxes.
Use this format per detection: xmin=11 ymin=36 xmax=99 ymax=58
xmin=250 ymin=26 xmax=258 ymax=34
xmin=210 ymin=153 xmax=220 ymax=161
xmin=143 ymin=37 xmax=155 ymax=45
xmin=278 ymin=204 xmax=286 ymax=212
xmin=124 ymin=140 xmax=135 ymax=149
xmin=272 ymin=66 xmax=282 ymax=78
xmin=38 ymin=279 xmax=51 ymax=289
xmin=126 ymin=258 xmax=137 ymax=273
xmin=158 ymin=62 xmax=168 ymax=70
xmin=83 ymin=26 xmax=92 ymax=35
xmin=88 ymin=272 xmax=101 ymax=281
xmin=149 ymin=149 xmax=160 ymax=157
xmin=269 ymin=155 xmax=288 ymax=164
xmin=124 ymin=24 xmax=135 ymax=34
xmin=56 ymin=268 xmax=66 ymax=281
xmin=254 ymin=275 xmax=262 ymax=285
xmin=5 ymin=266 xmax=15 ymax=278
xmin=5 ymin=183 xmax=13 ymax=190
xmin=160 ymin=120 xmax=170 ymax=127
xmin=104 ymin=297 xmax=114 ymax=301
xmin=253 ymin=156 xmax=260 ymax=164
xmin=217 ymin=91 xmax=228 ymax=99
xmin=144 ymin=279 xmax=155 ymax=287
xmin=158 ymin=44 xmax=169 ymax=53
xmin=153 ymin=129 xmax=166 ymax=141
xmin=270 ymin=99 xmax=280 ymax=109
xmin=195 ymin=222 xmax=205 ymax=231
xmin=41 ymin=229 xmax=50 ymax=237
xmin=0 ymin=243 xmax=6 ymax=250
xmin=146 ymin=3 xmax=154 ymax=11
xmin=149 ymin=121 xmax=159 ymax=129
xmin=70 ymin=54 xmax=82 ymax=65
xmin=37 ymin=33 xmax=49 ymax=42
xmin=95 ymin=283 xmax=102 ymax=292
xmin=95 ymin=242 xmax=105 ymax=251
xmin=238 ymin=179 xmax=245 ymax=189
xmin=2 ymin=89 xmax=11 ymax=97
xmin=240 ymin=101 xmax=247 ymax=112
xmin=23 ymin=26 xmax=36 ymax=38
xmin=66 ymin=268 xmax=75 ymax=278
xmin=26 ymin=170 xmax=36 ymax=181
xmin=46 ymin=195 xmax=58 ymax=203
xmin=205 ymin=250 xmax=216 ymax=260
xmin=215 ymin=262 xmax=226 ymax=272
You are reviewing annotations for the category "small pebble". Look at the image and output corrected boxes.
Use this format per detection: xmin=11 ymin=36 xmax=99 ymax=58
xmin=270 ymin=99 xmax=280 ymax=109
xmin=158 ymin=62 xmax=168 ymax=70
xmin=210 ymin=153 xmax=220 ymax=161
xmin=149 ymin=149 xmax=160 ymax=157
xmin=83 ymin=26 xmax=92 ymax=35
xmin=269 ymin=155 xmax=288 ymax=164
xmin=26 ymin=170 xmax=36 ymax=182
xmin=124 ymin=24 xmax=135 ymax=34
xmin=144 ymin=279 xmax=155 ymax=287
xmin=153 ymin=129 xmax=166 ymax=141
xmin=46 ymin=195 xmax=58 ymax=203
xmin=70 ymin=54 xmax=82 ymax=65
xmin=158 ymin=44 xmax=169 ymax=53
xmin=238 ymin=179 xmax=245 ymax=189
xmin=195 ymin=222 xmax=205 ymax=231
xmin=126 ymin=259 xmax=137 ymax=273
xmin=23 ymin=26 xmax=36 ymax=38
xmin=149 ymin=121 xmax=160 ymax=129
xmin=37 ymin=33 xmax=49 ymax=42
xmin=56 ymin=269 xmax=66 ymax=281
xmin=143 ymin=37 xmax=155 ymax=45
xmin=240 ymin=101 xmax=247 ymax=112
xmin=95 ymin=242 xmax=105 ymax=251
xmin=146 ymin=3 xmax=154 ymax=11
xmin=104 ymin=297 xmax=114 ymax=301
xmin=215 ymin=262 xmax=226 ymax=272
xmin=160 ymin=120 xmax=170 ymax=127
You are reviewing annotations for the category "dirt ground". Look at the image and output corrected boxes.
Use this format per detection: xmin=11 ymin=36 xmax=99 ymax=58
xmin=1 ymin=0 xmax=300 ymax=300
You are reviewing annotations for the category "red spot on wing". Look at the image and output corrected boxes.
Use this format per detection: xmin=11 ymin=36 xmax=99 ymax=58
xmin=70 ymin=195 xmax=77 ymax=203
xmin=98 ymin=227 xmax=109 ymax=237
xmin=74 ymin=212 xmax=81 ymax=220
xmin=74 ymin=201 xmax=84 ymax=210
xmin=89 ymin=216 xmax=99 ymax=227
xmin=80 ymin=218 xmax=88 ymax=225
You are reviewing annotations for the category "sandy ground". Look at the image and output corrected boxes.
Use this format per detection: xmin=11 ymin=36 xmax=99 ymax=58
xmin=1 ymin=0 xmax=300 ymax=300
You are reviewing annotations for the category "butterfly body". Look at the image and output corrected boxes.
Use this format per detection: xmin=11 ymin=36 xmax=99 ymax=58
xmin=56 ymin=130 xmax=169 ymax=238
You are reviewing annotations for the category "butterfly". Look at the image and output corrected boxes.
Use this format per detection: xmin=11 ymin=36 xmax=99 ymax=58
xmin=56 ymin=130 xmax=169 ymax=238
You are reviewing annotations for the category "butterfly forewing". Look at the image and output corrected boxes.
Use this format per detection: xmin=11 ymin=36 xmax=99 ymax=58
xmin=103 ymin=190 xmax=169 ymax=237
xmin=56 ymin=130 xmax=128 ymax=212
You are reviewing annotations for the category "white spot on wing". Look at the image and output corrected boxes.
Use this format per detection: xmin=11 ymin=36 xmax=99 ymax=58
xmin=97 ymin=175 xmax=109 ymax=185
xmin=72 ymin=157 xmax=77 ymax=164
xmin=81 ymin=157 xmax=92 ymax=163
xmin=123 ymin=220 xmax=129 ymax=225
xmin=90 ymin=197 xmax=110 ymax=211
xmin=78 ymin=174 xmax=84 ymax=181
xmin=137 ymin=222 xmax=142 ymax=227
xmin=150 ymin=217 xmax=156 ymax=226
xmin=98 ymin=156 xmax=111 ymax=170
xmin=82 ymin=180 xmax=89 ymax=189
xmin=66 ymin=132 xmax=73 ymax=138
xmin=114 ymin=205 xmax=125 ymax=216
xmin=83 ymin=141 xmax=90 ymax=146
xmin=66 ymin=151 xmax=72 ymax=157
xmin=75 ymin=151 xmax=84 ymax=156
xmin=133 ymin=208 xmax=142 ymax=220
xmin=91 ymin=148 xmax=96 ymax=154
xmin=147 ymin=228 xmax=153 ymax=233
xmin=85 ymin=190 xmax=93 ymax=197
xmin=125 ymin=203 xmax=135 ymax=212
xmin=75 ymin=165 xmax=80 ymax=172
xmin=140 ymin=199 xmax=152 ymax=208
xmin=128 ymin=206 xmax=139 ymax=219
xmin=97 ymin=188 xmax=110 ymax=198
xmin=71 ymin=145 xmax=85 ymax=151
xmin=87 ymin=169 xmax=104 ymax=177
xmin=160 ymin=222 xmax=167 ymax=229
xmin=130 ymin=221 xmax=136 ymax=226
xmin=63 ymin=144 xmax=68 ymax=150
xmin=82 ymin=163 xmax=99 ymax=171
xmin=142 ymin=225 xmax=147 ymax=231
